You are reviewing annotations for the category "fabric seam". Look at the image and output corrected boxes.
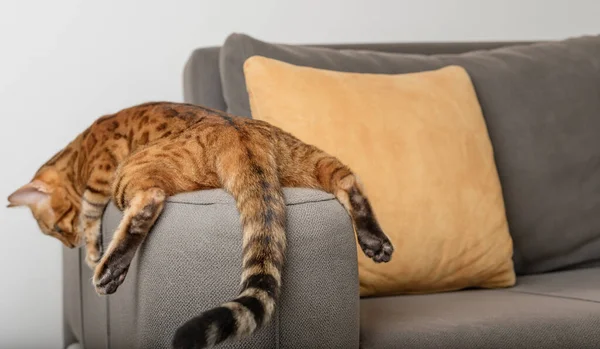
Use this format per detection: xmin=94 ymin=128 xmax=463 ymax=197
xmin=103 ymin=215 xmax=111 ymax=349
xmin=504 ymin=289 xmax=600 ymax=305
xmin=165 ymin=196 xmax=336 ymax=207
xmin=77 ymin=248 xmax=85 ymax=349
xmin=275 ymin=306 xmax=280 ymax=349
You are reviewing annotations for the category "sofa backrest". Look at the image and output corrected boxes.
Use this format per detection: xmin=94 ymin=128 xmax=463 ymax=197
xmin=182 ymin=38 xmax=531 ymax=111
xmin=182 ymin=33 xmax=600 ymax=277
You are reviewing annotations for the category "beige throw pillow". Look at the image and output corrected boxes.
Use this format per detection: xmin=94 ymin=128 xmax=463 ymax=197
xmin=244 ymin=56 xmax=516 ymax=296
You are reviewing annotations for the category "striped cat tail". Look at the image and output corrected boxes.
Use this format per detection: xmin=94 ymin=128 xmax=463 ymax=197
xmin=172 ymin=148 xmax=286 ymax=349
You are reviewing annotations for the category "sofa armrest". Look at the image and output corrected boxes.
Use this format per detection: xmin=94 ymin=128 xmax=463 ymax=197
xmin=101 ymin=188 xmax=359 ymax=349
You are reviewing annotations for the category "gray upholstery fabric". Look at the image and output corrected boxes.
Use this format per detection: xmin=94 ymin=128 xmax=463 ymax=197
xmin=183 ymin=46 xmax=227 ymax=111
xmin=62 ymin=247 xmax=82 ymax=347
xmin=96 ymin=188 xmax=358 ymax=349
xmin=511 ymin=267 xmax=600 ymax=302
xmin=80 ymin=255 xmax=108 ymax=349
xmin=309 ymin=41 xmax=533 ymax=55
xmin=219 ymin=33 xmax=532 ymax=118
xmin=219 ymin=33 xmax=600 ymax=275
xmin=180 ymin=34 xmax=527 ymax=114
xmin=106 ymin=225 xmax=139 ymax=349
xmin=361 ymin=269 xmax=600 ymax=349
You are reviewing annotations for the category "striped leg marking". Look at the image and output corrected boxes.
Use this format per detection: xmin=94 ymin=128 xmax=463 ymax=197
xmin=92 ymin=187 xmax=165 ymax=295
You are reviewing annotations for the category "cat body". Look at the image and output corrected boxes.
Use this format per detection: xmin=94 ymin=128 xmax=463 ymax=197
xmin=8 ymin=102 xmax=393 ymax=348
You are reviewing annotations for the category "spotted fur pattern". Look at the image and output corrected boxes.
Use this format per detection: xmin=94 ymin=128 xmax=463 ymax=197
xmin=8 ymin=102 xmax=393 ymax=348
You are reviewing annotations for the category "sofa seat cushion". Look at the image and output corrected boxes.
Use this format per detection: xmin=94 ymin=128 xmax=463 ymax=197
xmin=510 ymin=266 xmax=600 ymax=302
xmin=360 ymin=268 xmax=600 ymax=349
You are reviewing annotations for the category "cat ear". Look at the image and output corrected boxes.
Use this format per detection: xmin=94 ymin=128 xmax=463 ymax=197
xmin=7 ymin=180 xmax=50 ymax=208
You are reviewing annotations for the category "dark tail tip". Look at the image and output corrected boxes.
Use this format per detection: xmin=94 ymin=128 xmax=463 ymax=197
xmin=172 ymin=307 xmax=236 ymax=349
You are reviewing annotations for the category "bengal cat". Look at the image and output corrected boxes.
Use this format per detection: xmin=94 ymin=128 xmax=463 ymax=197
xmin=7 ymin=102 xmax=393 ymax=348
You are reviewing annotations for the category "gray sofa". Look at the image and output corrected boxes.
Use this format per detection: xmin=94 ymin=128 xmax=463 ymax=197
xmin=63 ymin=34 xmax=600 ymax=349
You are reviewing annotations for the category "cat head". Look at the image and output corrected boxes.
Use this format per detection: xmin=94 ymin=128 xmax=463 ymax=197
xmin=8 ymin=166 xmax=82 ymax=248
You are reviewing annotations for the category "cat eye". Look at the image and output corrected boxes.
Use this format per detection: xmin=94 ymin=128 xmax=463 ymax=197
xmin=54 ymin=225 xmax=65 ymax=234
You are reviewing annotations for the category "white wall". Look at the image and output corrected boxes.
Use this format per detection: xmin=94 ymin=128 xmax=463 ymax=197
xmin=0 ymin=0 xmax=598 ymax=347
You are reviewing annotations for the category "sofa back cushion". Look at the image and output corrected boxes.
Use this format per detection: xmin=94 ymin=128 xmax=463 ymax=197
xmin=219 ymin=34 xmax=528 ymax=118
xmin=221 ymin=34 xmax=600 ymax=275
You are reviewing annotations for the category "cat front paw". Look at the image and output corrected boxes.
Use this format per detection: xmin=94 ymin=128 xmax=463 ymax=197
xmin=84 ymin=235 xmax=104 ymax=269
xmin=93 ymin=259 xmax=129 ymax=295
xmin=85 ymin=249 xmax=102 ymax=269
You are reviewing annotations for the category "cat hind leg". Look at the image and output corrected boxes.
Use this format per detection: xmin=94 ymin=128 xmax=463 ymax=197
xmin=315 ymin=156 xmax=393 ymax=263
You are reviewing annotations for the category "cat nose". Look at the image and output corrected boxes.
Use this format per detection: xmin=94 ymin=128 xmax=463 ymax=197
xmin=61 ymin=238 xmax=76 ymax=248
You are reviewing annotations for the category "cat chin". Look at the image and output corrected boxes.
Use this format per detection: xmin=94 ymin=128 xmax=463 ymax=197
xmin=59 ymin=240 xmax=76 ymax=249
xmin=61 ymin=235 xmax=85 ymax=249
